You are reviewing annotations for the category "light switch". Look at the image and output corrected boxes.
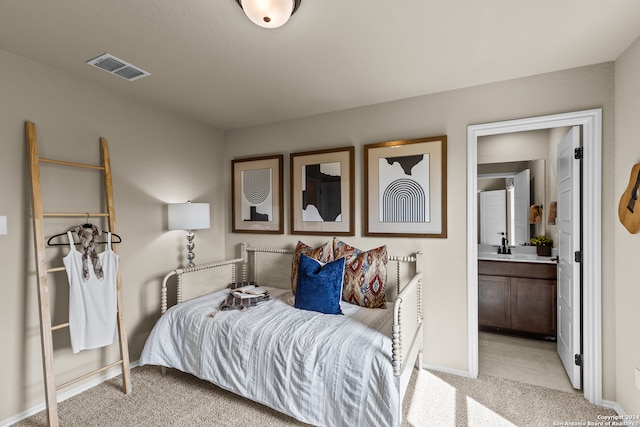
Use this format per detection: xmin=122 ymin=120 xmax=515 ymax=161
xmin=0 ymin=216 xmax=6 ymax=235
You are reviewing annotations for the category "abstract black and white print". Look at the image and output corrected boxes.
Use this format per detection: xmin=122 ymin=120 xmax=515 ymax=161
xmin=378 ymin=154 xmax=430 ymax=223
xmin=241 ymin=168 xmax=272 ymax=222
xmin=301 ymin=162 xmax=342 ymax=222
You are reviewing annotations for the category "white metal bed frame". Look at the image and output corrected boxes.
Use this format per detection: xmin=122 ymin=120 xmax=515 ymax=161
xmin=159 ymin=243 xmax=424 ymax=426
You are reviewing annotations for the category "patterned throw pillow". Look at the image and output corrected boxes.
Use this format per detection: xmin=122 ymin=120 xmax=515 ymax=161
xmin=291 ymin=240 xmax=334 ymax=294
xmin=333 ymin=237 xmax=388 ymax=309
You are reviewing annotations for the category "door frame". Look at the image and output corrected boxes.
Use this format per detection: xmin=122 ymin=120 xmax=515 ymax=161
xmin=467 ymin=109 xmax=602 ymax=405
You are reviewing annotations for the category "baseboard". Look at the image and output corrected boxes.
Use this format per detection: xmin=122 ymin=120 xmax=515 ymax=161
xmin=0 ymin=360 xmax=139 ymax=427
xmin=421 ymin=362 xmax=473 ymax=378
xmin=601 ymin=400 xmax=639 ymax=427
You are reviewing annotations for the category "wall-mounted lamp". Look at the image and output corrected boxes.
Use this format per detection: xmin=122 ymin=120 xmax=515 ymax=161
xmin=168 ymin=201 xmax=210 ymax=268
xmin=235 ymin=0 xmax=302 ymax=29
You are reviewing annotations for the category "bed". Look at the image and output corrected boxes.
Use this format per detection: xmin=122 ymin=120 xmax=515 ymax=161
xmin=140 ymin=242 xmax=423 ymax=427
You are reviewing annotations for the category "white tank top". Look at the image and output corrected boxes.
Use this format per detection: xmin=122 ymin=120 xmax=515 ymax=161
xmin=63 ymin=230 xmax=119 ymax=354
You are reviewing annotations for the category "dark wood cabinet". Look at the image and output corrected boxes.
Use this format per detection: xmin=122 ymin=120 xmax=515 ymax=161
xmin=478 ymin=260 xmax=557 ymax=339
xmin=478 ymin=275 xmax=510 ymax=329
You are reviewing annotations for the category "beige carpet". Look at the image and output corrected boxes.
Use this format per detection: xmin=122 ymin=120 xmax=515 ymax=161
xmin=15 ymin=366 xmax=616 ymax=427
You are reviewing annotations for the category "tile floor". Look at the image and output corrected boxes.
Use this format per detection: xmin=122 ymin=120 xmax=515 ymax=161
xmin=478 ymin=331 xmax=580 ymax=393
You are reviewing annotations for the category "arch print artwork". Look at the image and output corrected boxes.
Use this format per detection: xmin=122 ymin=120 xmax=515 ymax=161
xmin=242 ymin=167 xmax=272 ymax=221
xmin=232 ymin=154 xmax=284 ymax=234
xmin=365 ymin=136 xmax=447 ymax=238
xmin=379 ymin=155 xmax=430 ymax=223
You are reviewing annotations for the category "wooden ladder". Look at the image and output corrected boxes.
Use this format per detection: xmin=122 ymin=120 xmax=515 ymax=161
xmin=26 ymin=121 xmax=131 ymax=427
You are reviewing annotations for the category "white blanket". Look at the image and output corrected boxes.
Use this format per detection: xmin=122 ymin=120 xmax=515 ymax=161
xmin=140 ymin=286 xmax=399 ymax=427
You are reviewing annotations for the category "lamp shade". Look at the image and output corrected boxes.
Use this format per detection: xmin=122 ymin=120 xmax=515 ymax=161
xmin=168 ymin=202 xmax=210 ymax=230
xmin=237 ymin=0 xmax=297 ymax=28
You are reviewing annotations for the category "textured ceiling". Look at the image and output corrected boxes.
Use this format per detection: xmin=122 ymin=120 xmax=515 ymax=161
xmin=1 ymin=0 xmax=639 ymax=130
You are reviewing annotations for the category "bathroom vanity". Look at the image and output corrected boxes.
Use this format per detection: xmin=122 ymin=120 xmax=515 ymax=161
xmin=478 ymin=254 xmax=557 ymax=340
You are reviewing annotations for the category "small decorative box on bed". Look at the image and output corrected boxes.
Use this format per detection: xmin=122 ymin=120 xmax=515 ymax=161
xmin=140 ymin=238 xmax=423 ymax=427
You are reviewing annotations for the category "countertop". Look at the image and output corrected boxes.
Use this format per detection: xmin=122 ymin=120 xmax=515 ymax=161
xmin=478 ymin=253 xmax=558 ymax=265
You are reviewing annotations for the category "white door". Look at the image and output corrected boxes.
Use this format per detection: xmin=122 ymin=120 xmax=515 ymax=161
xmin=557 ymin=126 xmax=582 ymax=389
xmin=480 ymin=190 xmax=506 ymax=245
xmin=513 ymin=169 xmax=530 ymax=246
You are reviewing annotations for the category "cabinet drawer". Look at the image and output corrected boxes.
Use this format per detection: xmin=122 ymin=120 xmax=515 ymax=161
xmin=478 ymin=260 xmax=557 ymax=280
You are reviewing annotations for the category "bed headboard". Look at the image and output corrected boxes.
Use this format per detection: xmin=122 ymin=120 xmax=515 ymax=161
xmin=242 ymin=243 xmax=421 ymax=297
xmin=161 ymin=258 xmax=243 ymax=313
xmin=242 ymin=244 xmax=294 ymax=289
xmin=162 ymin=242 xmax=422 ymax=313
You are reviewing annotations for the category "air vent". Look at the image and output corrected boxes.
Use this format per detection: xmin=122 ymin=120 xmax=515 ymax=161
xmin=87 ymin=53 xmax=150 ymax=81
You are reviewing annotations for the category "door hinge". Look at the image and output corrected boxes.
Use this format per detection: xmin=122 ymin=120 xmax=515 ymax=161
xmin=574 ymin=251 xmax=582 ymax=263
xmin=575 ymin=354 xmax=583 ymax=366
xmin=574 ymin=147 xmax=583 ymax=160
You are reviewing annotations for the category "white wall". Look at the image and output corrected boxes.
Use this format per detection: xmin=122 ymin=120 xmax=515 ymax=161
xmin=0 ymin=49 xmax=225 ymax=421
xmin=224 ymin=62 xmax=617 ymax=399
xmin=614 ymin=35 xmax=640 ymax=415
xmin=478 ymin=129 xmax=550 ymax=164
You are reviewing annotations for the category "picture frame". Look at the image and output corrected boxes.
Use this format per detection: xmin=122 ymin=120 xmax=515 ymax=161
xmin=364 ymin=136 xmax=447 ymax=238
xmin=232 ymin=154 xmax=284 ymax=234
xmin=290 ymin=146 xmax=355 ymax=235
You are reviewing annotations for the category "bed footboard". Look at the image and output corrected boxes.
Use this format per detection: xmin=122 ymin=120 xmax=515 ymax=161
xmin=393 ymin=272 xmax=423 ymax=378
xmin=392 ymin=252 xmax=424 ymax=425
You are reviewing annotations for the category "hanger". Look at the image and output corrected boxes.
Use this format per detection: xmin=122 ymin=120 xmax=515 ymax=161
xmin=47 ymin=228 xmax=123 ymax=247
xmin=46 ymin=214 xmax=123 ymax=247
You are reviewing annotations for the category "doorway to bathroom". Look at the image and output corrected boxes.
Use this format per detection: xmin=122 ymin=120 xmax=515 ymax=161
xmin=467 ymin=109 xmax=603 ymax=405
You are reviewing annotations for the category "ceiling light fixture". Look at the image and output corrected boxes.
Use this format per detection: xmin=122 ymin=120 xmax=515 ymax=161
xmin=235 ymin=0 xmax=302 ymax=29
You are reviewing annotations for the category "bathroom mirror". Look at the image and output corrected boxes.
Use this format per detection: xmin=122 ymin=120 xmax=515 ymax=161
xmin=478 ymin=159 xmax=545 ymax=246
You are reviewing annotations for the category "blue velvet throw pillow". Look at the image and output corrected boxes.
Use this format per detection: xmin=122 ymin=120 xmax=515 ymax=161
xmin=294 ymin=254 xmax=345 ymax=315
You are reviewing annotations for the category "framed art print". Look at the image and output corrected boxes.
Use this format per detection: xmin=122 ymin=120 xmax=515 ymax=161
xmin=232 ymin=154 xmax=284 ymax=234
xmin=364 ymin=136 xmax=447 ymax=238
xmin=290 ymin=146 xmax=354 ymax=235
